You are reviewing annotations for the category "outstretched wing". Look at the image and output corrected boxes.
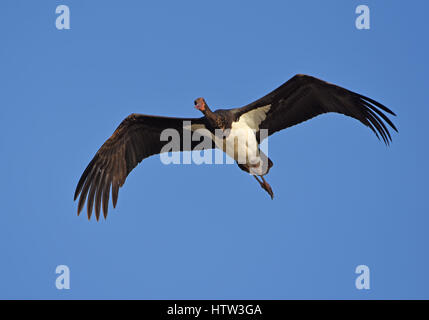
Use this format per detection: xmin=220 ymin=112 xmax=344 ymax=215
xmin=74 ymin=113 xmax=210 ymax=220
xmin=232 ymin=74 xmax=398 ymax=144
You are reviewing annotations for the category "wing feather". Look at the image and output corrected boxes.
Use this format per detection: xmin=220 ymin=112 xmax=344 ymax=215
xmin=233 ymin=74 xmax=397 ymax=144
xmin=74 ymin=113 xmax=210 ymax=220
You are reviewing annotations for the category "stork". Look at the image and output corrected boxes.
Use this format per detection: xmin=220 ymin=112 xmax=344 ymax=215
xmin=74 ymin=74 xmax=397 ymax=220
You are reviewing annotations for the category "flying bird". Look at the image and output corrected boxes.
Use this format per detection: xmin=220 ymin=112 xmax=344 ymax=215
xmin=74 ymin=74 xmax=397 ymax=220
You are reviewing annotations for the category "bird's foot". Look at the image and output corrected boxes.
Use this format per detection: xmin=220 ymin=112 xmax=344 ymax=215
xmin=254 ymin=175 xmax=274 ymax=200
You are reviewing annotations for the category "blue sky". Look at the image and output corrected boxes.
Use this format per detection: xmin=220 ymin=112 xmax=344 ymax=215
xmin=1 ymin=0 xmax=428 ymax=299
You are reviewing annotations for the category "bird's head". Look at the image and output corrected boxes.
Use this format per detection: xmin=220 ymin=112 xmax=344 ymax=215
xmin=194 ymin=97 xmax=207 ymax=112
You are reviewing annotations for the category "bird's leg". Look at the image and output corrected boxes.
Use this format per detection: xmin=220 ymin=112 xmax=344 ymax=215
xmin=253 ymin=175 xmax=262 ymax=185
xmin=253 ymin=175 xmax=274 ymax=200
xmin=261 ymin=176 xmax=274 ymax=199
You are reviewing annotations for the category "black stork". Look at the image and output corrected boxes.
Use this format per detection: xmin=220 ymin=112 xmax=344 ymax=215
xmin=74 ymin=74 xmax=397 ymax=220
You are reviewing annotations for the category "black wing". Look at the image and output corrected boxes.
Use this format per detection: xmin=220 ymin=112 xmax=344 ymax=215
xmin=233 ymin=74 xmax=397 ymax=144
xmin=74 ymin=113 xmax=210 ymax=220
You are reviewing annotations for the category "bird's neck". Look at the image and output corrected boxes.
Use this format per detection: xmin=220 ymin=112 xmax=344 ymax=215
xmin=202 ymin=106 xmax=219 ymax=127
xmin=202 ymin=106 xmax=215 ymax=119
xmin=202 ymin=105 xmax=213 ymax=116
xmin=203 ymin=106 xmax=226 ymax=130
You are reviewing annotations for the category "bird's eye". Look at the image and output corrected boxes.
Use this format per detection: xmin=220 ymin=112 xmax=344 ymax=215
xmin=194 ymin=100 xmax=198 ymax=105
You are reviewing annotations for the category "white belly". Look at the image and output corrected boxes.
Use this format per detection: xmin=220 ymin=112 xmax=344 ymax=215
xmin=224 ymin=126 xmax=258 ymax=162
xmin=213 ymin=117 xmax=268 ymax=175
